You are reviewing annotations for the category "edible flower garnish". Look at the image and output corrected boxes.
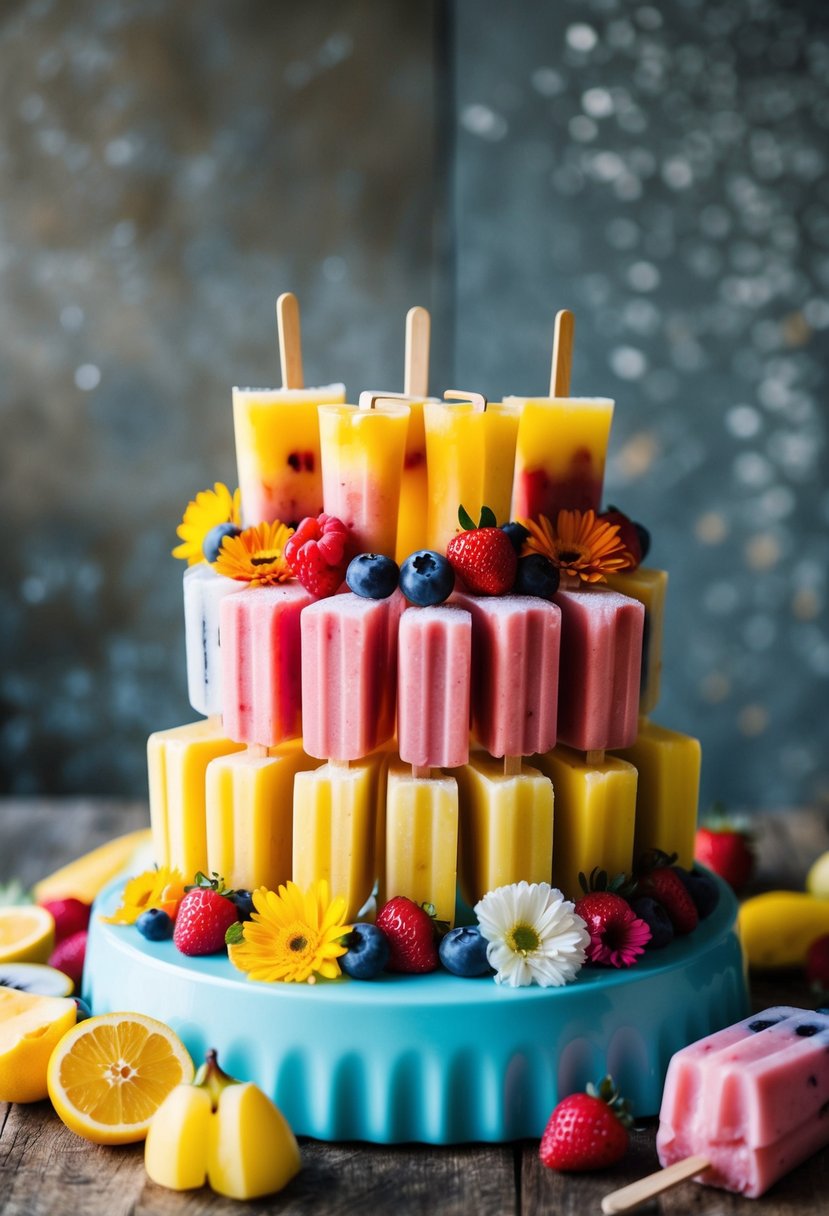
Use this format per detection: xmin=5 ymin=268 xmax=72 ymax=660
xmin=172 ymin=483 xmax=241 ymax=565
xmin=227 ymin=880 xmax=352 ymax=984
xmin=102 ymin=866 xmax=186 ymax=925
xmin=474 ymin=881 xmax=590 ymax=988
xmin=214 ymin=521 xmax=294 ymax=586
xmin=519 ymin=509 xmax=634 ymax=584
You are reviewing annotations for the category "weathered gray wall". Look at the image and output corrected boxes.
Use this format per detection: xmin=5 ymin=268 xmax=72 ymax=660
xmin=2 ymin=0 xmax=828 ymax=813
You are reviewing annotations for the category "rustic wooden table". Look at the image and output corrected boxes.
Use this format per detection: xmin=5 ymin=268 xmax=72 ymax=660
xmin=2 ymin=800 xmax=828 ymax=1216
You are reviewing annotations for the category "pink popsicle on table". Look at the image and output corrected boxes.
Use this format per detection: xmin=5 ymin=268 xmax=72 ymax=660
xmin=397 ymin=605 xmax=472 ymax=771
xmin=555 ymin=587 xmax=644 ymax=752
xmin=654 ymin=1007 xmax=829 ymax=1200
xmin=220 ymin=582 xmax=315 ymax=747
xmin=300 ymin=590 xmax=404 ymax=761
xmin=453 ymin=592 xmax=561 ymax=759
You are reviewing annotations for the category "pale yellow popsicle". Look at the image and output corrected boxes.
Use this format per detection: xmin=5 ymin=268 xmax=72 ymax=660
xmin=456 ymin=754 xmax=554 ymax=907
xmin=382 ymin=759 xmax=459 ymax=925
xmin=614 ymin=717 xmax=701 ymax=870
xmin=205 ymin=743 xmax=320 ymax=892
xmin=148 ymin=719 xmax=245 ymax=879
xmin=532 ymin=745 xmax=637 ymax=900
xmin=605 ymin=567 xmax=668 ymax=716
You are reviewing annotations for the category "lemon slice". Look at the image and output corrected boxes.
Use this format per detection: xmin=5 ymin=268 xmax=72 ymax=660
xmin=0 ymin=987 xmax=77 ymax=1103
xmin=0 ymin=905 xmax=55 ymax=964
xmin=47 ymin=1012 xmax=194 ymax=1144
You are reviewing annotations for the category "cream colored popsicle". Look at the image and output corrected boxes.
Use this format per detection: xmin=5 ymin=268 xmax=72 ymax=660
xmin=383 ymin=759 xmax=459 ymax=925
xmin=614 ymin=718 xmax=701 ymax=870
xmin=183 ymin=564 xmax=242 ymax=718
xmin=397 ymin=604 xmax=472 ymax=771
xmin=220 ymin=582 xmax=316 ymax=747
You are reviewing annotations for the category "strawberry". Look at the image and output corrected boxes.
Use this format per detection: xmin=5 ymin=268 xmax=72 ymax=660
xmin=446 ymin=505 xmax=517 ymax=595
xmin=539 ymin=1076 xmax=632 ymax=1171
xmin=284 ymin=512 xmax=351 ymax=597
xmin=639 ymin=862 xmax=698 ymax=935
xmin=599 ymin=506 xmax=648 ymax=569
xmin=695 ymin=822 xmax=754 ymax=892
xmin=574 ymin=891 xmax=650 ymax=968
xmin=49 ymin=929 xmax=88 ymax=988
xmin=40 ymin=897 xmax=91 ymax=944
xmin=806 ymin=935 xmax=829 ymax=994
xmin=173 ymin=875 xmax=240 ymax=957
xmin=375 ymin=896 xmax=439 ymax=973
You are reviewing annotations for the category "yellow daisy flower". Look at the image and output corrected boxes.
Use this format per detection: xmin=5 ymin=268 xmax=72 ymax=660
xmin=228 ymin=880 xmax=352 ymax=984
xmin=172 ymin=483 xmax=241 ymax=565
xmin=102 ymin=866 xmax=186 ymax=925
xmin=213 ymin=520 xmax=294 ymax=586
xmin=519 ymin=509 xmax=634 ymax=584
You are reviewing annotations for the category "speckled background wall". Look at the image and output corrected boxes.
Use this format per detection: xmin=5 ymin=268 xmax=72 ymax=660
xmin=2 ymin=0 xmax=827 ymax=812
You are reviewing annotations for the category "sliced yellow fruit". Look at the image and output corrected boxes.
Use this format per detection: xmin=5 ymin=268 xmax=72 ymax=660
xmin=738 ymin=890 xmax=829 ymax=968
xmin=806 ymin=850 xmax=829 ymax=899
xmin=0 ymin=905 xmax=55 ymax=965
xmin=47 ymin=1012 xmax=194 ymax=1144
xmin=0 ymin=962 xmax=74 ymax=997
xmin=0 ymin=987 xmax=77 ymax=1103
xmin=33 ymin=829 xmax=153 ymax=904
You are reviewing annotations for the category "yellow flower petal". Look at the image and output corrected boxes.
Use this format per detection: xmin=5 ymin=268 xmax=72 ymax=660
xmin=172 ymin=483 xmax=240 ymax=565
xmin=229 ymin=879 xmax=352 ymax=984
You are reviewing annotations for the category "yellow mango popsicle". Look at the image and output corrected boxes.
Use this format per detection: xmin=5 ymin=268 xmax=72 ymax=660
xmin=614 ymin=718 xmax=701 ymax=870
xmin=148 ymin=719 xmax=245 ymax=878
xmin=292 ymin=756 xmax=382 ymax=921
xmin=605 ymin=567 xmax=668 ymax=716
xmin=422 ymin=396 xmax=520 ymax=553
xmin=382 ymin=759 xmax=459 ymax=925
xmin=456 ymin=754 xmax=554 ymax=907
xmin=532 ymin=745 xmax=637 ymax=900
xmin=318 ymin=400 xmax=410 ymax=558
xmin=508 ymin=396 xmax=614 ymax=522
xmin=205 ymin=743 xmax=320 ymax=892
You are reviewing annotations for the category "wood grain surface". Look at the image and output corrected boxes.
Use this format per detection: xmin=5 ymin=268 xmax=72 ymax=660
xmin=1 ymin=800 xmax=828 ymax=1215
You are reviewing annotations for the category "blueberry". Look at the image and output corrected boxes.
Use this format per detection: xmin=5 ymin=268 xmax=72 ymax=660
xmin=203 ymin=522 xmax=241 ymax=563
xmin=630 ymin=897 xmax=674 ymax=949
xmin=501 ymin=521 xmax=530 ymax=553
xmin=340 ymin=923 xmax=390 ymax=980
xmin=676 ymin=867 xmax=720 ymax=919
xmin=346 ymin=553 xmax=400 ymax=599
xmin=230 ymin=890 xmax=255 ymax=922
xmin=136 ymin=908 xmax=174 ymax=942
xmin=73 ymin=996 xmax=93 ymax=1021
xmin=439 ymin=925 xmax=492 ymax=977
xmin=399 ymin=550 xmax=455 ymax=606
xmin=635 ymin=522 xmax=651 ymax=562
xmin=513 ymin=554 xmax=560 ymax=599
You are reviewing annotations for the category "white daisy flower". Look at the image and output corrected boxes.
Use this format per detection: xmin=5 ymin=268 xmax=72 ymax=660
xmin=474 ymin=881 xmax=590 ymax=988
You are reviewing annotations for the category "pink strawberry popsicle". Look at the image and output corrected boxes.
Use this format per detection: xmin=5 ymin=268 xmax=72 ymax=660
xmin=397 ymin=605 xmax=472 ymax=770
xmin=300 ymin=590 xmax=404 ymax=761
xmin=454 ymin=592 xmax=561 ymax=759
xmin=220 ymin=583 xmax=315 ymax=747
xmin=555 ymin=587 xmax=644 ymax=753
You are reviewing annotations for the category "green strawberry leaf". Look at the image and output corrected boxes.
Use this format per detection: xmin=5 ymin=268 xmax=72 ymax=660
xmin=457 ymin=504 xmax=476 ymax=531
xmin=478 ymin=505 xmax=497 ymax=529
xmin=224 ymin=922 xmax=245 ymax=946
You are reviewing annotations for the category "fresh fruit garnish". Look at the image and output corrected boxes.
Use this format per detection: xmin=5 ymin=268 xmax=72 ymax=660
xmin=399 ymin=550 xmax=455 ymax=606
xmin=513 ymin=553 xmax=560 ymax=599
xmin=695 ymin=820 xmax=754 ymax=892
xmin=573 ymin=891 xmax=650 ymax=967
xmin=48 ymin=929 xmax=87 ymax=987
xmin=346 ymin=552 xmax=400 ymax=599
xmin=340 ymin=923 xmax=390 ymax=980
xmin=32 ymin=829 xmax=152 ymax=904
xmin=376 ymin=897 xmax=439 ymax=973
xmin=39 ymin=897 xmax=91 ymax=944
xmin=446 ymin=505 xmax=517 ymax=595
xmin=0 ymin=987 xmax=77 ymax=1103
xmin=629 ymin=896 xmax=674 ymax=949
xmin=806 ymin=935 xmax=829 ymax=995
xmin=0 ymin=961 xmax=74 ymax=997
xmin=807 ymin=850 xmax=829 ymax=899
xmin=539 ymin=1076 xmax=632 ymax=1171
xmin=0 ymin=905 xmax=55 ymax=965
xmin=47 ymin=1012 xmax=194 ymax=1144
xmin=136 ymin=908 xmax=175 ymax=941
xmin=145 ymin=1049 xmax=301 ymax=1199
xmin=283 ymin=512 xmax=350 ymax=597
xmin=438 ymin=925 xmax=492 ymax=977
xmin=501 ymin=520 xmax=530 ymax=553
xmin=229 ymin=889 xmax=256 ymax=922
xmin=203 ymin=521 xmax=242 ymax=563
xmin=675 ymin=866 xmax=720 ymax=919
xmin=173 ymin=875 xmax=240 ymax=957
xmin=739 ymin=891 xmax=829 ymax=968
xmin=637 ymin=852 xmax=699 ymax=935
xmin=599 ymin=506 xmax=647 ymax=569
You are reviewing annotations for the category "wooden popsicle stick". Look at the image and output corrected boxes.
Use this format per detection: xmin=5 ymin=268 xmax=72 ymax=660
xmin=585 ymin=749 xmax=606 ymax=766
xmin=549 ymin=307 xmax=575 ymax=397
xmin=246 ymin=743 xmax=268 ymax=760
xmin=277 ymin=292 xmax=304 ymax=390
xmin=359 ymin=391 xmax=410 ymax=411
xmin=404 ymin=306 xmax=431 ymax=397
xmin=601 ymin=1155 xmax=710 ymax=1214
xmin=412 ymin=765 xmax=432 ymax=780
xmin=503 ymin=755 xmax=522 ymax=777
xmin=443 ymin=389 xmax=488 ymax=412
xmin=330 ymin=758 xmax=350 ymax=771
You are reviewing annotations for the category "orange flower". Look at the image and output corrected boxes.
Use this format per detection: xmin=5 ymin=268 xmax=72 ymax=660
xmin=519 ymin=509 xmax=634 ymax=584
xmin=214 ymin=520 xmax=294 ymax=586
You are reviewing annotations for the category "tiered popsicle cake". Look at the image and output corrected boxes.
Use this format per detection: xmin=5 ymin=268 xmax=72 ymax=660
xmin=84 ymin=296 xmax=748 ymax=1143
